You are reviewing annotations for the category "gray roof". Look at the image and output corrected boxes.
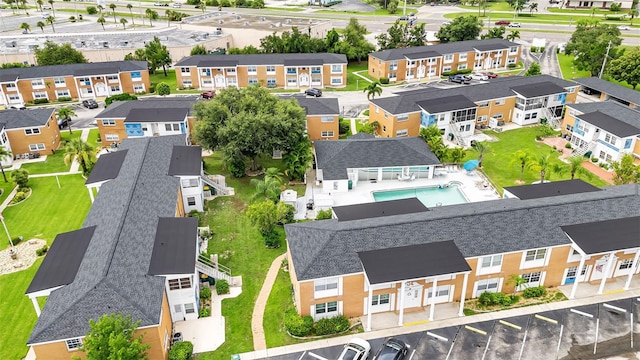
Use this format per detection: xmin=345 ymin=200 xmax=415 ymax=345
xmin=174 ymin=53 xmax=348 ymax=67
xmin=315 ymin=137 xmax=441 ymax=180
xmin=168 ymin=145 xmax=202 ymax=176
xmin=405 ymin=50 xmax=441 ymax=60
xmin=96 ymin=97 xmax=198 ymax=119
xmin=504 ymin=179 xmax=601 ymax=200
xmin=0 ymin=108 xmax=54 ymax=130
xmin=349 ymin=133 xmax=375 ymax=139
xmin=28 ymin=135 xmax=194 ymax=345
xmin=333 ymin=198 xmax=428 ymax=222
xmin=291 ymin=96 xmax=340 ymax=116
xmin=417 ymin=94 xmax=477 ymax=113
xmin=148 ymin=217 xmax=198 ymax=276
xmin=573 ymin=77 xmax=640 ymax=106
xmin=285 ymin=184 xmax=640 ymax=281
xmin=370 ymin=39 xmax=519 ymax=61
xmin=510 ymin=81 xmax=567 ymax=98
xmin=0 ymin=73 xmax=18 ymax=82
xmin=0 ymin=61 xmax=147 ymax=81
xmin=126 ymin=108 xmax=190 ymax=123
xmin=562 ymin=216 xmax=640 ymax=255
xmin=567 ymin=101 xmax=640 ymax=138
xmin=85 ymin=150 xmax=128 ymax=185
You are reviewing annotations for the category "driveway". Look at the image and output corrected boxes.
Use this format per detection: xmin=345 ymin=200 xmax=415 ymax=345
xmin=328 ymin=0 xmax=376 ymax=12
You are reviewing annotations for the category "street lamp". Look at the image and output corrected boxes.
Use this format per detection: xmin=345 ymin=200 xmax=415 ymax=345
xmin=0 ymin=214 xmax=16 ymax=258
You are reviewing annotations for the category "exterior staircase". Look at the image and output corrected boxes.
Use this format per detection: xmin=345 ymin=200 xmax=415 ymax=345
xmin=201 ymin=172 xmax=234 ymax=196
xmin=196 ymin=255 xmax=234 ymax=286
xmin=571 ymin=140 xmax=597 ymax=158
xmin=449 ymin=120 xmax=467 ymax=147
xmin=542 ymin=107 xmax=561 ymax=129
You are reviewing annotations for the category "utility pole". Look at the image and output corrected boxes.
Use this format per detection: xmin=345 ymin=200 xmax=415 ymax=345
xmin=598 ymin=40 xmax=612 ymax=79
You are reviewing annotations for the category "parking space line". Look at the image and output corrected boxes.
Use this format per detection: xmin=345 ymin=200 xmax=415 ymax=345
xmin=464 ymin=325 xmax=487 ymax=336
xmin=555 ymin=324 xmax=564 ymax=358
xmin=298 ymin=351 xmax=307 ymax=360
xmin=518 ymin=316 xmax=533 ymax=360
xmin=534 ymin=314 xmax=558 ymax=324
xmin=499 ymin=320 xmax=522 ymax=330
xmin=594 ymin=318 xmax=600 ymax=355
xmin=307 ymin=352 xmax=329 ymax=360
xmin=408 ymin=349 xmax=416 ymax=360
xmin=603 ymin=303 xmax=627 ymax=313
xmin=570 ymin=308 xmax=594 ymax=318
xmin=426 ymin=331 xmax=448 ymax=342
xmin=404 ymin=319 xmax=430 ymax=326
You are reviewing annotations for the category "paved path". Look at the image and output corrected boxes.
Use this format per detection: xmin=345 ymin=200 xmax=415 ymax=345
xmin=350 ymin=118 xmax=358 ymax=136
xmin=251 ymin=253 xmax=287 ymax=351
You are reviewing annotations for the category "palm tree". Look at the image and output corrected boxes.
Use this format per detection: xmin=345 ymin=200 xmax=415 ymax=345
xmin=19 ymin=0 xmax=27 ymax=13
xmin=97 ymin=4 xmax=104 ymax=14
xmin=126 ymin=3 xmax=134 ymax=26
xmin=97 ymin=16 xmax=106 ymax=30
xmin=449 ymin=147 xmax=467 ymax=164
xmin=200 ymin=0 xmax=206 ymax=13
xmin=109 ymin=3 xmax=117 ymax=22
xmin=36 ymin=0 xmax=42 ymax=11
xmin=63 ymin=138 xmax=94 ymax=174
xmin=120 ymin=17 xmax=128 ymax=29
xmin=36 ymin=21 xmax=45 ymax=32
xmin=56 ymin=106 xmax=76 ymax=134
xmin=472 ymin=141 xmax=488 ymax=167
xmin=551 ymin=156 xmax=593 ymax=180
xmin=0 ymin=145 xmax=12 ymax=183
xmin=526 ymin=153 xmax=552 ymax=184
xmin=19 ymin=22 xmax=30 ymax=33
xmin=283 ymin=140 xmax=312 ymax=181
xmin=507 ymin=274 xmax=527 ymax=295
xmin=145 ymin=8 xmax=158 ymax=26
xmin=165 ymin=9 xmax=173 ymax=26
xmin=528 ymin=2 xmax=538 ymax=14
xmin=363 ymin=81 xmax=382 ymax=100
xmin=506 ymin=30 xmax=520 ymax=42
xmin=45 ymin=15 xmax=55 ymax=32
xmin=511 ymin=150 xmax=531 ymax=183
xmin=250 ymin=167 xmax=284 ymax=203
xmin=630 ymin=8 xmax=639 ymax=25
xmin=47 ymin=0 xmax=54 ymax=17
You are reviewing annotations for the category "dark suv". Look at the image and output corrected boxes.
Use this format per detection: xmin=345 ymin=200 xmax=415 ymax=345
xmin=82 ymin=99 xmax=99 ymax=109
xmin=304 ymin=88 xmax=322 ymax=97
xmin=373 ymin=338 xmax=409 ymax=360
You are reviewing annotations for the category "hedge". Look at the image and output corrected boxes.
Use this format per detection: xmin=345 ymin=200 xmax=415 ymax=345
xmin=284 ymin=307 xmax=314 ymax=337
xmin=168 ymin=341 xmax=193 ymax=360
xmin=442 ymin=68 xmax=472 ymax=77
xmin=215 ymin=279 xmax=229 ymax=295
xmin=523 ymin=286 xmax=547 ymax=299
xmin=478 ymin=291 xmax=516 ymax=306
xmin=314 ymin=315 xmax=350 ymax=336
xmin=379 ymin=77 xmax=389 ymax=84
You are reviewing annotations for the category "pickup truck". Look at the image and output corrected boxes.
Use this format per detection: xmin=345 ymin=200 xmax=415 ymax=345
xmin=448 ymin=74 xmax=470 ymax=84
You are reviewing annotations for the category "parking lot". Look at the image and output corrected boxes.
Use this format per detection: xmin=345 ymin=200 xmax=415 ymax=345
xmin=266 ymin=296 xmax=640 ymax=360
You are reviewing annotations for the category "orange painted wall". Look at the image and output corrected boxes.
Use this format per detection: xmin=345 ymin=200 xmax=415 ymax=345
xmin=6 ymin=114 xmax=61 ymax=156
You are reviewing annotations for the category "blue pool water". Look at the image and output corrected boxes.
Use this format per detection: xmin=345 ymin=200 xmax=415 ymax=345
xmin=372 ymin=185 xmax=468 ymax=208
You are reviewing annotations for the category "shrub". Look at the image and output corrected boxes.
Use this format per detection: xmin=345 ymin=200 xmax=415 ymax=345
xmin=539 ymin=47 xmax=545 ymax=53
xmin=199 ymin=308 xmax=211 ymax=317
xmin=315 ymin=209 xmax=333 ymax=220
xmin=591 ymin=157 xmax=598 ymax=163
xmin=86 ymin=5 xmax=97 ymax=14
xmin=200 ymin=286 xmax=211 ymax=300
xmin=57 ymin=96 xmax=72 ymax=102
xmin=478 ymin=291 xmax=514 ymax=306
xmin=12 ymin=236 xmax=23 ymax=246
xmin=379 ymin=77 xmax=389 ymax=84
xmin=530 ymin=46 xmax=537 ymax=52
xmin=168 ymin=341 xmax=193 ymax=360
xmin=284 ymin=307 xmax=314 ymax=336
xmin=263 ymin=228 xmax=280 ymax=248
xmin=314 ymin=315 xmax=350 ymax=335
xmin=565 ymin=142 xmax=572 ymax=149
xmin=339 ymin=119 xmax=350 ymax=134
xmin=105 ymin=93 xmax=138 ymax=107
xmin=149 ymin=85 xmax=156 ymax=94
xmin=13 ymin=192 xmax=26 ymax=203
xmin=457 ymin=68 xmax=472 ymax=75
xmin=33 ymin=98 xmax=49 ymax=104
xmin=188 ymin=209 xmax=199 ymax=219
xmin=226 ymin=158 xmax=246 ymax=178
xmin=507 ymin=63 xmax=517 ymax=69
xmin=522 ymin=285 xmax=547 ymax=299
xmin=36 ymin=245 xmax=48 ymax=256
xmin=215 ymin=279 xmax=229 ymax=295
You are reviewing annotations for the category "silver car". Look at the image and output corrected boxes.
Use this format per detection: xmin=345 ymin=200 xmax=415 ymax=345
xmin=338 ymin=338 xmax=371 ymax=360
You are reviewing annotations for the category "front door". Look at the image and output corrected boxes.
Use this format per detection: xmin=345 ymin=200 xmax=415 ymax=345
xmin=398 ymin=283 xmax=423 ymax=309
xmin=95 ymin=82 xmax=108 ymax=97
xmin=174 ymin=304 xmax=183 ymax=321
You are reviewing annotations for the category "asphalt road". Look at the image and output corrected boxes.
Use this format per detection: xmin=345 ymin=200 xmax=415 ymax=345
xmin=264 ymin=296 xmax=640 ymax=360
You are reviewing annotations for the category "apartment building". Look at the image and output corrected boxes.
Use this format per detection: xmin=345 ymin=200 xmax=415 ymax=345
xmin=95 ymin=97 xmax=197 ymax=146
xmin=286 ymin=95 xmax=340 ymax=141
xmin=369 ymin=75 xmax=578 ymax=144
xmin=25 ymin=136 xmax=207 ymax=359
xmin=285 ymin=181 xmax=640 ymax=330
xmin=573 ymin=77 xmax=640 ymax=109
xmin=561 ymin=101 xmax=640 ymax=164
xmin=173 ymin=53 xmax=348 ymax=90
xmin=0 ymin=61 xmax=149 ymax=107
xmin=368 ymin=39 xmax=521 ymax=83
xmin=0 ymin=108 xmax=61 ymax=164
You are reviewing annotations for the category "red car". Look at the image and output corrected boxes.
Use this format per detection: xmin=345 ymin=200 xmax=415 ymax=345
xmin=495 ymin=20 xmax=510 ymax=25
xmin=483 ymin=72 xmax=499 ymax=79
xmin=201 ymin=90 xmax=215 ymax=99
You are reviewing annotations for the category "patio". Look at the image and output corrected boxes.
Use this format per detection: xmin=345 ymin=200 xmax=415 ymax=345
xmin=360 ymin=302 xmax=461 ymax=331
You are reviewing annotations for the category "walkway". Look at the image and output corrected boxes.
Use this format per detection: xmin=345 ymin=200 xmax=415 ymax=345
xmin=251 ymin=253 xmax=287 ymax=351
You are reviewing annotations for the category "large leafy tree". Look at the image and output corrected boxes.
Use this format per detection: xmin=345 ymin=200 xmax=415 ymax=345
xmin=524 ymin=62 xmax=541 ymax=76
xmin=564 ymin=21 xmax=621 ymax=76
xmin=63 ymin=138 xmax=94 ymax=174
xmin=607 ymin=47 xmax=640 ymax=89
xmin=193 ymin=86 xmax=307 ymax=175
xmin=145 ymin=36 xmax=172 ymax=76
xmin=260 ymin=27 xmax=326 ymax=54
xmin=283 ymin=139 xmax=312 ymax=181
xmin=34 ymin=41 xmax=87 ymax=65
xmin=376 ymin=21 xmax=426 ymax=50
xmin=80 ymin=313 xmax=149 ymax=360
xmin=334 ymin=18 xmax=375 ymax=63
xmin=611 ymin=153 xmax=640 ymax=184
xmin=482 ymin=26 xmax=505 ymax=40
xmin=436 ymin=15 xmax=482 ymax=43
xmin=190 ymin=44 xmax=208 ymax=55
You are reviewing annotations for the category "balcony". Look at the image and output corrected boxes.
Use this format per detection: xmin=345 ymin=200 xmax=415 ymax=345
xmin=286 ymin=69 xmax=297 ymax=75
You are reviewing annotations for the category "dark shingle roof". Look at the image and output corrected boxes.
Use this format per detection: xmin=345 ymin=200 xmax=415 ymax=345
xmin=573 ymin=77 xmax=640 ymax=106
xmin=28 ymin=135 xmax=193 ymax=345
xmin=370 ymin=75 xmax=575 ymax=115
xmin=0 ymin=61 xmax=147 ymax=80
xmin=285 ymin=184 xmax=640 ymax=281
xmin=95 ymin=97 xmax=197 ymax=119
xmin=504 ymin=179 xmax=601 ymax=200
xmin=566 ymin=101 xmax=640 ymax=137
xmin=349 ymin=133 xmax=375 ymax=139
xmin=126 ymin=108 xmax=190 ymax=123
xmin=174 ymin=53 xmax=347 ymax=67
xmin=333 ymin=198 xmax=428 ymax=222
xmin=561 ymin=216 xmax=640 ymax=255
xmin=291 ymin=96 xmax=340 ymax=116
xmin=0 ymin=73 xmax=18 ymax=82
xmin=148 ymin=217 xmax=198 ymax=275
xmin=405 ymin=50 xmax=441 ymax=60
xmin=0 ymin=108 xmax=54 ymax=129
xmin=315 ymin=137 xmax=441 ymax=180
xmin=510 ymin=81 xmax=568 ymax=98
xmin=85 ymin=150 xmax=128 ymax=185
xmin=370 ymin=39 xmax=518 ymax=61
xmin=417 ymin=94 xmax=477 ymax=113
xmin=168 ymin=145 xmax=202 ymax=176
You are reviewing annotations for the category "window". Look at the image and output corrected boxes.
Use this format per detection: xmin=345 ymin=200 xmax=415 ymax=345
xmin=397 ymin=114 xmax=409 ymax=122
xmin=314 ymin=277 xmax=338 ymax=297
xmin=8 ymin=94 xmax=20 ymax=101
xmin=315 ymin=301 xmax=338 ymax=315
xmin=187 ymin=197 xmax=196 ymax=206
xmin=371 ymin=294 xmax=390 ymax=305
xmin=426 ymin=285 xmax=450 ymax=299
xmin=54 ymin=77 xmax=65 ymax=86
xmin=105 ymin=134 xmax=119 ymax=141
xmin=321 ymin=130 xmax=334 ymax=138
xmin=31 ymin=79 xmax=44 ymax=87
xmin=389 ymin=61 xmax=398 ymax=70
xmin=331 ymin=64 xmax=342 ymax=73
xmin=33 ymin=92 xmax=47 ymax=99
xmin=286 ymin=67 xmax=296 ymax=74
xmin=459 ymin=53 xmax=467 ymax=61
xmin=604 ymin=133 xmax=618 ymax=146
xmin=444 ymin=54 xmax=453 ymax=62
xmin=165 ymin=123 xmax=180 ymax=131
xmin=247 ymin=65 xmax=257 ymax=73
xmin=267 ymin=78 xmax=276 ymax=87
xmin=133 ymin=84 xmax=145 ymax=93
xmin=396 ymin=129 xmax=408 ymax=137
xmin=107 ymin=75 xmax=119 ymax=81
xmin=521 ymin=271 xmax=541 ymax=284
xmin=174 ymin=304 xmax=181 ymax=313
xmin=168 ymin=277 xmax=192 ymax=290
xmin=481 ymin=254 xmax=502 ymax=268
xmin=443 ymin=66 xmax=451 ymax=73
xmin=110 ymin=85 xmax=121 ymax=92
xmin=564 ymin=266 xmax=587 ymax=284
xmin=180 ymin=67 xmax=190 ymax=74
xmin=266 ymin=65 xmax=276 ymax=73
xmin=66 ymin=338 xmax=83 ymax=351
xmin=477 ymin=115 xmax=487 ymax=122
xmin=509 ymin=46 xmax=518 ymax=53
xmin=287 ymin=78 xmax=297 ymax=86
xmin=475 ymin=278 xmax=499 ymax=296
xmin=495 ymin=99 xmax=505 ymax=105
xmin=321 ymin=116 xmax=334 ymax=122
xmin=78 ymin=77 xmax=90 ymax=85
xmin=56 ymin=90 xmax=70 ymax=98
xmin=331 ymin=77 xmax=342 ymax=85
xmin=29 ymin=143 xmax=45 ymax=151
xmin=478 ymin=101 xmax=489 ymax=108
xmin=248 ymin=77 xmax=258 ymax=85
xmin=457 ymin=64 xmax=467 ymax=71
xmin=184 ymin=303 xmax=195 ymax=314
xmin=25 ymin=128 xmax=41 ymax=135
xmin=182 ymin=178 xmax=199 ymax=188
xmin=1 ymin=133 xmax=7 ymax=144
xmin=101 ymin=119 xmax=116 ymax=126
xmin=311 ymin=66 xmax=321 ymax=74
xmin=619 ymin=258 xmax=634 ymax=270
xmin=508 ymin=57 xmax=517 ymax=64
xmin=525 ymin=249 xmax=547 ymax=262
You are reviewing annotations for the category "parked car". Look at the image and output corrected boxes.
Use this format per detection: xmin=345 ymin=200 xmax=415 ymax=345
xmin=448 ymin=74 xmax=470 ymax=84
xmin=42 ymin=4 xmax=51 ymax=9
xmin=399 ymin=15 xmax=410 ymax=20
xmin=82 ymin=99 xmax=99 ymax=109
xmin=469 ymin=72 xmax=489 ymax=81
xmin=549 ymin=0 xmax=560 ymax=3
xmin=373 ymin=338 xmax=409 ymax=360
xmin=337 ymin=338 xmax=371 ymax=360
xmin=495 ymin=20 xmax=510 ymax=25
xmin=41 ymin=12 xmax=50 ymax=18
xmin=154 ymin=2 xmax=170 ymax=6
xmin=172 ymin=2 xmax=182 ymax=7
xmin=305 ymin=88 xmax=322 ymax=97
xmin=618 ymin=25 xmax=630 ymax=30
xmin=201 ymin=90 xmax=215 ymax=99
xmin=58 ymin=118 xmax=70 ymax=129
xmin=482 ymin=71 xmax=499 ymax=79
xmin=509 ymin=22 xmax=522 ymax=27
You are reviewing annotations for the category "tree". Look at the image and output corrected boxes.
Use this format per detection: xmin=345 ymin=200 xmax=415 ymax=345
xmin=156 ymin=81 xmax=170 ymax=96
xmin=97 ymin=16 xmax=106 ymax=30
xmin=610 ymin=2 xmax=621 ymax=11
xmin=283 ymin=139 xmax=312 ymax=181
xmin=80 ymin=313 xmax=149 ymax=360
xmin=250 ymin=167 xmax=283 ymax=203
xmin=36 ymin=0 xmax=42 ymax=11
xmin=334 ymin=18 xmax=374 ymax=63
xmin=363 ymin=81 xmax=382 ymax=100
xmin=449 ymin=147 xmax=467 ymax=163
xmin=124 ymin=48 xmax=147 ymax=62
xmin=45 ymin=15 xmax=55 ymax=33
xmin=63 ymin=138 xmax=94 ymax=174
xmin=436 ymin=15 xmax=482 ymax=43
xmin=507 ymin=274 xmax=527 ymax=295
xmin=629 ymin=8 xmax=639 ymax=25
xmin=120 ymin=17 xmax=128 ymax=30
xmin=506 ymin=30 xmax=520 ymax=41
xmin=511 ymin=150 xmax=531 ymax=182
xmin=607 ymin=47 xmax=640 ymax=89
xmin=36 ymin=21 xmax=45 ymax=32
xmin=19 ymin=22 xmax=30 ymax=33
xmin=97 ymin=4 xmax=104 ymax=14
xmin=193 ymin=86 xmax=307 ymax=173
xmin=387 ymin=0 xmax=398 ymax=14
xmin=472 ymin=141 xmax=488 ymax=167
xmin=145 ymin=8 xmax=158 ymax=26
xmin=376 ymin=21 xmax=426 ymax=50
xmin=47 ymin=0 xmax=54 ymax=16
xmin=109 ymin=3 xmax=117 ymax=22
xmin=419 ymin=126 xmax=448 ymax=161
xmin=482 ymin=26 xmax=506 ymax=39
xmin=0 ymin=145 xmax=12 ymax=182
xmin=56 ymin=106 xmax=76 ymax=134
xmin=246 ymin=200 xmax=279 ymax=235
xmin=528 ymin=2 xmax=538 ymax=13
xmin=190 ymin=44 xmax=208 ymax=55
xmin=524 ymin=62 xmax=542 ymax=76
xmin=564 ymin=22 xmax=622 ymax=76
xmin=200 ymin=0 xmax=206 ymax=12
xmin=12 ymin=169 xmax=29 ymax=188
xmin=144 ymin=36 xmax=172 ymax=76
xmin=34 ymin=41 xmax=88 ymax=65
xmin=126 ymin=3 xmax=134 ymax=26
xmin=551 ymin=156 xmax=592 ymax=180
xmin=611 ymin=153 xmax=640 ymax=184
xmin=514 ymin=0 xmax=526 ymax=14
xmin=526 ymin=153 xmax=553 ymax=183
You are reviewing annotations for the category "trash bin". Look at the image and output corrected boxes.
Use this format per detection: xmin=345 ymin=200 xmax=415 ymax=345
xmin=231 ymin=355 xmax=241 ymax=360
xmin=348 ymin=180 xmax=353 ymax=190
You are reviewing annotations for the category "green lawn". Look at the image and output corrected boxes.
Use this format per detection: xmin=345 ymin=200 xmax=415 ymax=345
xmin=465 ymin=127 xmax=609 ymax=193
xmin=264 ymin=259 xmax=306 ymax=348
xmin=19 ymin=129 xmax=100 ymax=175
xmin=327 ymin=62 xmax=370 ymax=92
xmin=444 ymin=11 xmax=631 ymax=24
xmin=460 ymin=1 xmax=514 ymax=11
xmin=148 ymin=69 xmax=202 ymax=94
xmin=557 ymin=53 xmax=591 ymax=79
xmin=85 ymin=128 xmax=102 ymax=150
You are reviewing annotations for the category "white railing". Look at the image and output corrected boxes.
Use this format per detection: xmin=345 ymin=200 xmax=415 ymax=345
xmin=572 ymin=140 xmax=597 ymax=158
xmin=201 ymin=173 xmax=234 ymax=196
xmin=542 ymin=107 xmax=560 ymax=129
xmin=196 ymin=256 xmax=233 ymax=286
xmin=449 ymin=120 xmax=467 ymax=147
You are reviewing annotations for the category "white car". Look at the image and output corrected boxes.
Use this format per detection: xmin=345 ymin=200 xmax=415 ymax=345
xmin=469 ymin=72 xmax=489 ymax=81
xmin=172 ymin=2 xmax=182 ymax=7
xmin=337 ymin=338 xmax=371 ymax=360
xmin=41 ymin=12 xmax=50 ymax=18
xmin=42 ymin=4 xmax=51 ymax=9
xmin=618 ymin=25 xmax=630 ymax=30
xmin=509 ymin=22 xmax=522 ymax=27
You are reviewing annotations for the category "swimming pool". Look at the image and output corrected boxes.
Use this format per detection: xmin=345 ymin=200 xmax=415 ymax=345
xmin=372 ymin=184 xmax=468 ymax=207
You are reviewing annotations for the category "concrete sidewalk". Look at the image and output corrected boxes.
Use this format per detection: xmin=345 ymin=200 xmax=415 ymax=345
xmin=251 ymin=253 xmax=287 ymax=350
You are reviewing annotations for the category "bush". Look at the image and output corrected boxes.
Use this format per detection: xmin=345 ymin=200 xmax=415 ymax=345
xmin=284 ymin=307 xmax=314 ymax=336
xmin=36 ymin=245 xmax=48 ymax=256
xmin=149 ymin=85 xmax=156 ymax=94
xmin=57 ymin=96 xmax=72 ymax=102
xmin=263 ymin=228 xmax=280 ymax=248
xmin=522 ymin=286 xmax=547 ymax=299
xmin=12 ymin=236 xmax=23 ymax=246
xmin=86 ymin=5 xmax=97 ymax=14
xmin=13 ymin=191 xmax=26 ymax=203
xmin=314 ymin=315 xmax=350 ymax=335
xmin=379 ymin=77 xmax=389 ymax=84
xmin=507 ymin=63 xmax=517 ymax=69
xmin=530 ymin=46 xmax=537 ymax=52
xmin=105 ymin=93 xmax=138 ymax=107
xmin=33 ymin=98 xmax=49 ymax=104
xmin=591 ymin=157 xmax=598 ymax=163
xmin=199 ymin=308 xmax=211 ymax=317
xmin=478 ymin=291 xmax=514 ymax=306
xmin=339 ymin=119 xmax=350 ymax=134
xmin=226 ymin=158 xmax=246 ymax=178
xmin=200 ymin=286 xmax=211 ymax=300
xmin=565 ymin=142 xmax=572 ymax=149
xmin=188 ymin=209 xmax=199 ymax=219
xmin=457 ymin=68 xmax=472 ymax=74
xmin=168 ymin=341 xmax=193 ymax=360
xmin=215 ymin=279 xmax=229 ymax=295
xmin=315 ymin=209 xmax=333 ymax=220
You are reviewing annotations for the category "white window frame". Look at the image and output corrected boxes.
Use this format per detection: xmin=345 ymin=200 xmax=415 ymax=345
xmin=313 ymin=301 xmax=339 ymax=320
xmin=397 ymin=113 xmax=409 ymax=122
xmin=331 ymin=77 xmax=342 ymax=85
xmin=133 ymin=84 xmax=145 ymax=93
xmin=474 ymin=278 xmax=501 ymax=298
xmin=247 ymin=65 xmax=257 ymax=74
xmin=101 ymin=119 xmax=116 ymax=126
xmin=187 ymin=197 xmax=196 ymax=206
xmin=457 ymin=64 xmax=467 ymax=71
xmin=371 ymin=293 xmax=390 ymax=306
xmin=396 ymin=129 xmax=408 ymax=137
xmin=320 ymin=116 xmax=334 ymax=123
xmin=65 ymin=338 xmax=83 ymax=351
xmin=33 ymin=91 xmax=48 ymax=100
xmin=477 ymin=254 xmax=503 ymax=275
xmin=180 ymin=67 xmax=190 ymax=74
xmin=25 ymin=128 xmax=41 ymax=135
xmin=29 ymin=143 xmax=45 ymax=151
xmin=105 ymin=134 xmax=119 ymax=142
xmin=331 ymin=64 xmax=342 ymax=73
xmin=184 ymin=303 xmax=196 ymax=314
xmin=521 ymin=248 xmax=550 ymax=269
xmin=518 ymin=271 xmax=544 ymax=290
xmin=459 ymin=53 xmax=468 ymax=61
xmin=314 ymin=277 xmax=340 ymax=298
xmin=444 ymin=54 xmax=453 ymax=63
xmin=31 ymin=79 xmax=45 ymax=88
xmin=56 ymin=89 xmax=70 ymax=98
xmin=54 ymin=77 xmax=66 ymax=87
xmin=168 ymin=277 xmax=192 ymax=290
xmin=266 ymin=65 xmax=276 ymax=73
